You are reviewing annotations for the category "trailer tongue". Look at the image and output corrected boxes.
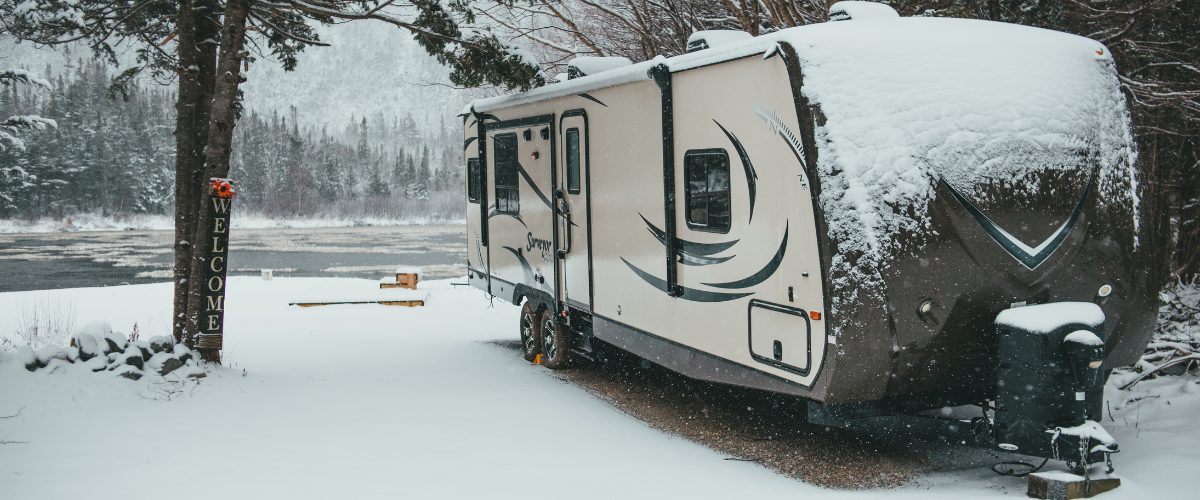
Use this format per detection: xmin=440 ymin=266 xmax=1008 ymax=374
xmin=812 ymin=302 xmax=1119 ymax=484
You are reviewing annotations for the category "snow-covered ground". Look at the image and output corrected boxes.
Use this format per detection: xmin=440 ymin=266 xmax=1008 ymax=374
xmin=0 ymin=214 xmax=467 ymax=233
xmin=1 ymin=278 xmax=1196 ymax=498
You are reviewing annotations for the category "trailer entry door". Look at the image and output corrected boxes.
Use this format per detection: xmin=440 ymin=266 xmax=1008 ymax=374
xmin=557 ymin=111 xmax=593 ymax=311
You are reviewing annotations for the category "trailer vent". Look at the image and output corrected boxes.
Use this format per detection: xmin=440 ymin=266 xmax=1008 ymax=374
xmin=685 ymin=30 xmax=753 ymax=53
xmin=828 ymin=1 xmax=900 ymax=22
xmin=566 ymin=56 xmax=633 ymax=80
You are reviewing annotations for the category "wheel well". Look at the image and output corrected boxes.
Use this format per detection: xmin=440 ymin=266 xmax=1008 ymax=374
xmin=515 ymin=285 xmax=552 ymax=315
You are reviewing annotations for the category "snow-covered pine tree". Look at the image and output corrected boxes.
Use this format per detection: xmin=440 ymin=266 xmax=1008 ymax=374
xmin=0 ymin=68 xmax=56 ymax=210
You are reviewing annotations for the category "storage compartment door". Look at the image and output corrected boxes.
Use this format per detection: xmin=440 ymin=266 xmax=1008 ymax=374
xmin=748 ymin=300 xmax=812 ymax=375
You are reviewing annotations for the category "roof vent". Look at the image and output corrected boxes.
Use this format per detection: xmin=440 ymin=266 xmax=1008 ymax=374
xmin=685 ymin=30 xmax=753 ymax=53
xmin=828 ymin=1 xmax=900 ymax=21
xmin=566 ymin=56 xmax=633 ymax=80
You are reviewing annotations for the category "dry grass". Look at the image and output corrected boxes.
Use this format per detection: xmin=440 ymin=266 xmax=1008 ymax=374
xmin=5 ymin=292 xmax=76 ymax=351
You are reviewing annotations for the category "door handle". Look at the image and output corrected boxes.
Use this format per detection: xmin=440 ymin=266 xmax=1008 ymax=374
xmin=555 ymin=188 xmax=572 ymax=255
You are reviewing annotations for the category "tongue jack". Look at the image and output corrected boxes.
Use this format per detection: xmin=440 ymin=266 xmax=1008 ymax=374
xmin=1063 ymin=330 xmax=1104 ymax=425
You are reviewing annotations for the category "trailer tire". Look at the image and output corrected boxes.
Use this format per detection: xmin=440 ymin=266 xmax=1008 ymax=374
xmin=541 ymin=314 xmax=572 ymax=370
xmin=520 ymin=301 xmax=543 ymax=362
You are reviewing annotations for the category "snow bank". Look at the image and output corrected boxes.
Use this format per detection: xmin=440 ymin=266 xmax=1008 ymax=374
xmin=996 ymin=302 xmax=1105 ymax=334
xmin=828 ymin=1 xmax=900 ymax=21
xmin=1 ymin=278 xmax=1198 ymax=497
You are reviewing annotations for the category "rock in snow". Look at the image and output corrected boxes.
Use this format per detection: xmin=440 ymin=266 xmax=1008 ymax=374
xmin=118 ymin=349 xmax=144 ymax=371
xmin=129 ymin=340 xmax=153 ymax=361
xmin=34 ymin=345 xmax=72 ymax=365
xmin=149 ymin=335 xmax=174 ymax=353
xmin=81 ymin=356 xmax=107 ymax=372
xmin=173 ymin=344 xmax=194 ymax=364
xmin=145 ymin=352 xmax=184 ymax=376
xmin=72 ymin=332 xmax=104 ymax=361
xmin=113 ymin=365 xmax=143 ymax=381
xmin=13 ymin=345 xmax=38 ymax=371
xmin=76 ymin=321 xmax=128 ymax=354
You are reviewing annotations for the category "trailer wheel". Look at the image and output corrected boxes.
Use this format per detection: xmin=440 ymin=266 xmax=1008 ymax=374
xmin=520 ymin=301 xmax=543 ymax=362
xmin=541 ymin=314 xmax=572 ymax=369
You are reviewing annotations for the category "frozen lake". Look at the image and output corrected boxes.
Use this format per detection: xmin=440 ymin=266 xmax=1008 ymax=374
xmin=0 ymin=225 xmax=467 ymax=292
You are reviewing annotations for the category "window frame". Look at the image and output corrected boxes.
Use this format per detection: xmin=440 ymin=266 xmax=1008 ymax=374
xmin=565 ymin=127 xmax=581 ymax=194
xmin=493 ymin=133 xmax=520 ymax=214
xmin=683 ymin=148 xmax=732 ymax=234
xmin=466 ymin=157 xmax=481 ymax=203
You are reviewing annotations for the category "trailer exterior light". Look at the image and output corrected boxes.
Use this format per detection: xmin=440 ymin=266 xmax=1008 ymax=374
xmin=531 ymin=151 xmax=540 ymax=160
xmin=1098 ymin=284 xmax=1112 ymax=297
xmin=810 ymin=311 xmax=821 ymax=320
xmin=919 ymin=300 xmax=933 ymax=314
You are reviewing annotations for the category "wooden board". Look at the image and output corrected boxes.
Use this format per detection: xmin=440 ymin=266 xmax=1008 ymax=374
xmin=386 ymin=272 xmax=419 ymax=290
xmin=291 ymin=300 xmax=424 ymax=307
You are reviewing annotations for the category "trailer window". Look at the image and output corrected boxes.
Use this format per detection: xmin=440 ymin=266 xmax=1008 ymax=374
xmin=684 ymin=149 xmax=731 ymax=233
xmin=566 ymin=128 xmax=581 ymax=194
xmin=494 ymin=133 xmax=520 ymax=213
xmin=467 ymin=158 xmax=481 ymax=203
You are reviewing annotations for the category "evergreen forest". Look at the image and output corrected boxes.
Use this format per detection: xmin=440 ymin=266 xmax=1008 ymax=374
xmin=0 ymin=60 xmax=464 ymax=221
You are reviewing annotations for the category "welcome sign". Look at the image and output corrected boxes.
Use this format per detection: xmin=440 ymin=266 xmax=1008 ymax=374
xmin=198 ymin=178 xmax=236 ymax=352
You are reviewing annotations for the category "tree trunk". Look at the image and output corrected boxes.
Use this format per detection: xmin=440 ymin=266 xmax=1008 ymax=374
xmin=184 ymin=0 xmax=251 ymax=363
xmin=172 ymin=0 xmax=219 ymax=345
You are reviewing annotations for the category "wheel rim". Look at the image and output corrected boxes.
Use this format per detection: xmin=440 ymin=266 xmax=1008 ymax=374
xmin=543 ymin=318 xmax=558 ymax=360
xmin=521 ymin=312 xmax=535 ymax=353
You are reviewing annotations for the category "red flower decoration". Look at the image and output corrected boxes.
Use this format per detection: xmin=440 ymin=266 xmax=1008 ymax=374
xmin=210 ymin=178 xmax=237 ymax=198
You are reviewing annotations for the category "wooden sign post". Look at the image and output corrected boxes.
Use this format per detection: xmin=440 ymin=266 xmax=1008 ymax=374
xmin=197 ymin=178 xmax=236 ymax=362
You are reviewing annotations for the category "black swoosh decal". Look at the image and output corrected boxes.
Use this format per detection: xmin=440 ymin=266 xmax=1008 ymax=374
xmin=517 ymin=163 xmax=552 ymax=209
xmin=679 ymin=253 xmax=734 ymax=266
xmin=941 ymin=167 xmax=1095 ymax=269
xmin=488 ymin=204 xmax=527 ymax=228
xmin=578 ymin=93 xmax=607 ymax=107
xmin=640 ymin=214 xmax=738 ymax=256
xmin=468 ymin=114 xmax=500 ymax=129
xmin=714 ymin=120 xmax=757 ymax=222
xmin=503 ymin=246 xmax=536 ymax=286
xmin=702 ymin=223 xmax=788 ymax=289
xmin=622 ymin=258 xmax=753 ymax=302
xmin=463 ymin=136 xmax=477 ymax=150
xmin=473 ymin=228 xmax=485 ymax=269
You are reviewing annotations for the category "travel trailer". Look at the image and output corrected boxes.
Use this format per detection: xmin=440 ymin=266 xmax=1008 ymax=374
xmin=462 ymin=5 xmax=1152 ymax=471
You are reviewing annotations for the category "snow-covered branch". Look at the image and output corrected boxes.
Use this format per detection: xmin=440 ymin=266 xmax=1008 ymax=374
xmin=0 ymin=69 xmax=53 ymax=91
xmin=3 ymin=115 xmax=58 ymax=131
